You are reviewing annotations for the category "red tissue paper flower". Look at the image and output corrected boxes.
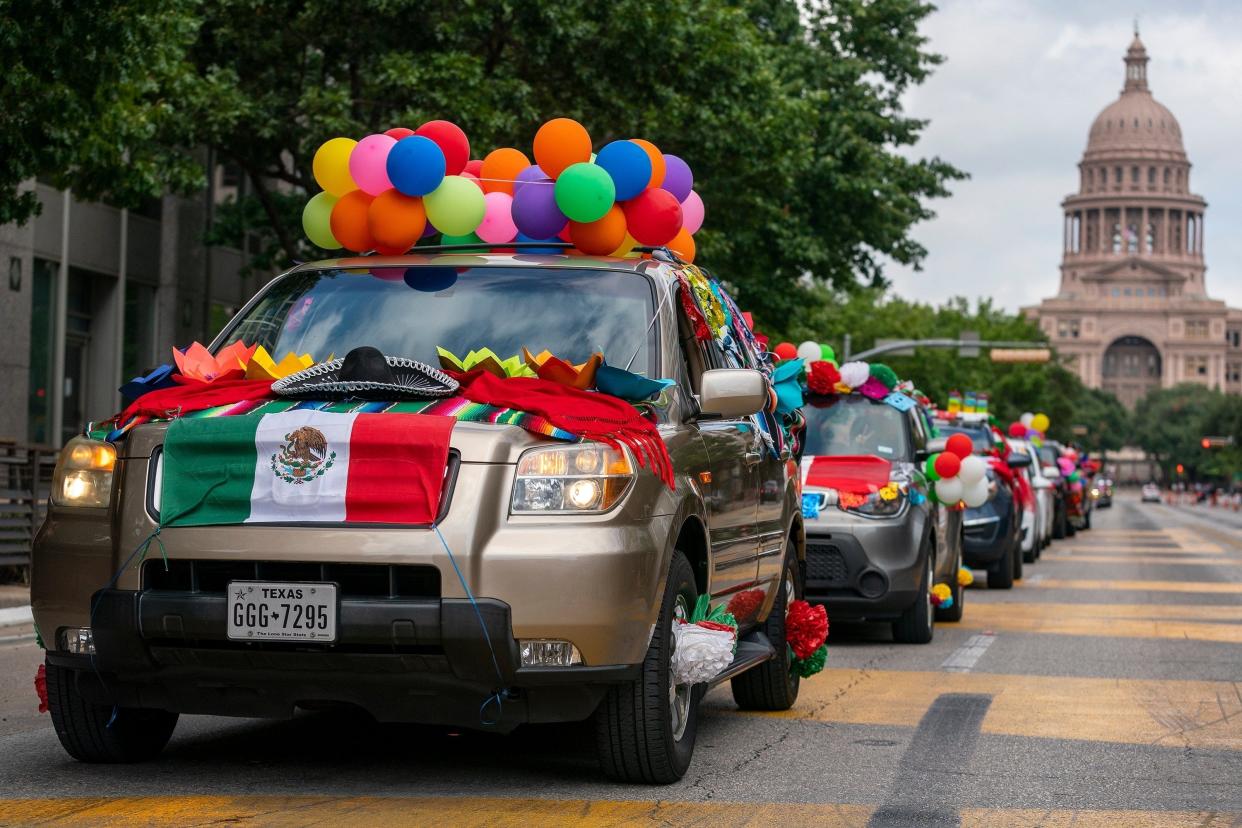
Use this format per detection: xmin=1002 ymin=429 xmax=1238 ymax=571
xmin=807 ymin=361 xmax=841 ymax=395
xmin=786 ymin=599 xmax=829 ymax=660
xmin=694 ymin=620 xmax=737 ymax=634
xmin=35 ymin=664 xmax=48 ymax=714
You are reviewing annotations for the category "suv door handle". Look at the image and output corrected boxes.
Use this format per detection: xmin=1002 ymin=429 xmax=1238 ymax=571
xmin=744 ymin=451 xmax=762 ymax=466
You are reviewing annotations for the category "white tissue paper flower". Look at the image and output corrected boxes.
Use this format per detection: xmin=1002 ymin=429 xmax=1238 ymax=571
xmin=671 ymin=622 xmax=735 ymax=685
xmin=839 ymin=361 xmax=870 ymax=389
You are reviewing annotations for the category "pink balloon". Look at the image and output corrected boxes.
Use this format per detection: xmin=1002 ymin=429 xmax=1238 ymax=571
xmin=681 ymin=190 xmax=704 ymax=234
xmin=476 ymin=192 xmax=517 ymax=244
xmin=349 ymin=134 xmax=397 ymax=196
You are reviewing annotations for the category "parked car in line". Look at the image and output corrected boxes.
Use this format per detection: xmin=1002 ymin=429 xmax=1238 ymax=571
xmin=936 ymin=415 xmax=1026 ymax=589
xmin=800 ymin=394 xmax=965 ymax=643
xmin=1142 ymin=482 xmax=1162 ymax=502
xmin=1035 ymin=443 xmax=1072 ymax=539
xmin=1005 ymin=437 xmax=1045 ymax=564
xmin=33 ymin=250 xmax=806 ymax=784
xmin=1093 ymin=477 xmax=1114 ymax=508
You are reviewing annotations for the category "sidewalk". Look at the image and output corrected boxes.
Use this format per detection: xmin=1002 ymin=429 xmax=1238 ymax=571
xmin=0 ymin=585 xmax=32 ymax=626
xmin=1164 ymin=500 xmax=1242 ymax=531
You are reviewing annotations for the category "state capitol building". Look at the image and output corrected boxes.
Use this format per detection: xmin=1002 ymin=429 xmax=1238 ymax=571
xmin=1024 ymin=32 xmax=1242 ymax=409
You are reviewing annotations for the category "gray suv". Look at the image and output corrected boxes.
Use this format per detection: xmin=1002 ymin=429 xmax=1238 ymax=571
xmin=800 ymin=395 xmax=963 ymax=643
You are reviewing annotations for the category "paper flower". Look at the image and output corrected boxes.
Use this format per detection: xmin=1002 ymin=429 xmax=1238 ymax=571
xmin=671 ymin=622 xmax=736 ymax=685
xmin=34 ymin=664 xmax=47 ymax=714
xmin=958 ymin=567 xmax=974 ymax=587
xmin=858 ymin=376 xmax=890 ymax=400
xmin=801 ymin=492 xmax=822 ymax=520
xmin=878 ymin=483 xmax=900 ymax=501
xmin=838 ymin=491 xmax=868 ymax=509
xmin=839 ymin=361 xmax=870 ymax=389
xmin=807 ymin=360 xmax=841 ymax=395
xmin=786 ymin=599 xmax=829 ymax=660
xmin=522 ymin=347 xmax=603 ymax=389
xmin=790 ymin=643 xmax=827 ymax=678
xmin=869 ymin=363 xmax=899 ymax=391
xmin=244 ymin=346 xmax=314 ymax=381
xmin=438 ymin=346 xmax=534 ymax=378
xmin=931 ymin=583 xmax=953 ymax=607
xmin=172 ymin=340 xmax=257 ymax=383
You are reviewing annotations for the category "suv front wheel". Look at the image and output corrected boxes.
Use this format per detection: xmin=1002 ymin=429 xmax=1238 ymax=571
xmin=595 ymin=550 xmax=700 ymax=784
xmin=45 ymin=660 xmax=178 ymax=763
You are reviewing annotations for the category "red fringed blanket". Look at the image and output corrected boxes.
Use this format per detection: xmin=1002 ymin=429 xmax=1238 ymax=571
xmin=120 ymin=379 xmax=277 ymax=421
xmin=455 ymin=370 xmax=675 ymax=489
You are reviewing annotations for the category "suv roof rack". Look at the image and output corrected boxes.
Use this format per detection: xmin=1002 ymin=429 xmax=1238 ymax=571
xmin=360 ymin=242 xmax=687 ymax=264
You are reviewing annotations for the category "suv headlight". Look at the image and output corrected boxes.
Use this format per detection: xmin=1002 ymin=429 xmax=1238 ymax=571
xmin=839 ymin=483 xmax=906 ymax=518
xmin=52 ymin=437 xmax=117 ymax=508
xmin=512 ymin=443 xmax=634 ymax=514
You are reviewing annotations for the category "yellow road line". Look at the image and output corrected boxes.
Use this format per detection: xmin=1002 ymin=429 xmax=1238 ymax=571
xmin=0 ymin=798 xmax=1235 ymax=827
xmin=1041 ymin=554 xmax=1236 ymax=565
xmin=1053 ymin=546 xmax=1224 ymax=555
xmin=1033 ymin=579 xmax=1242 ymax=594
xmin=757 ymin=668 xmax=1242 ymax=751
xmin=957 ymin=602 xmax=1242 ymax=643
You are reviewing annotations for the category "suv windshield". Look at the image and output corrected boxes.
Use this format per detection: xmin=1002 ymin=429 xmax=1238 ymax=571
xmin=221 ymin=265 xmax=657 ymax=375
xmin=938 ymin=423 xmax=993 ymax=454
xmin=801 ymin=396 xmax=910 ymax=461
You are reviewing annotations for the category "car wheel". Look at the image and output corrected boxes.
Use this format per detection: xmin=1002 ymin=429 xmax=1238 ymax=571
xmin=595 ymin=550 xmax=700 ymax=784
xmin=892 ymin=542 xmax=934 ymax=644
xmin=1066 ymin=518 xmax=1077 ymax=537
xmin=987 ymin=534 xmax=1015 ymax=590
xmin=935 ymin=543 xmax=964 ymax=623
xmin=1012 ymin=531 xmax=1024 ymax=582
xmin=731 ymin=552 xmax=801 ymax=711
xmin=1052 ymin=505 xmax=1067 ymax=539
xmin=1084 ymin=509 xmax=1092 ymax=530
xmin=45 ymin=660 xmax=178 ymax=763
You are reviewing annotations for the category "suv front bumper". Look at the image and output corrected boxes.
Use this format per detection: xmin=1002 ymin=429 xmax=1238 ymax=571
xmin=53 ymin=588 xmax=638 ymax=732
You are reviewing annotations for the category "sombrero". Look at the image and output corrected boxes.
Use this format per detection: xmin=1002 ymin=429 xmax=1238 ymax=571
xmin=271 ymin=346 xmax=458 ymax=400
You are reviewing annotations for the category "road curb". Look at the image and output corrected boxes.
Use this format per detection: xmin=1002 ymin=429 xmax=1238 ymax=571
xmin=0 ymin=605 xmax=33 ymax=627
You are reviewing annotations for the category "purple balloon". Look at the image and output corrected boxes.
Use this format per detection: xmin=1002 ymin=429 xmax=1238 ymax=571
xmin=512 ymin=178 xmax=567 ymax=239
xmin=660 ymin=154 xmax=694 ymax=203
xmin=421 ymin=220 xmax=439 ymax=238
xmin=513 ymin=164 xmax=551 ymax=196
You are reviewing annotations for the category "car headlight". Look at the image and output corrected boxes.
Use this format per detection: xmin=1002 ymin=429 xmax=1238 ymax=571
xmin=511 ymin=443 xmax=634 ymax=514
xmin=51 ymin=437 xmax=117 ymax=508
xmin=839 ymin=483 xmax=905 ymax=518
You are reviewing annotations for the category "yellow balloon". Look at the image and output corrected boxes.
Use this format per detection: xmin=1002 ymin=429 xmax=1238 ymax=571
xmin=611 ymin=233 xmax=638 ymax=257
xmin=1031 ymin=412 xmax=1050 ymax=433
xmin=313 ymin=137 xmax=358 ymax=197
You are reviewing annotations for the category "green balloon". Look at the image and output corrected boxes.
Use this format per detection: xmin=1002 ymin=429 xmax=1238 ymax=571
xmin=923 ymin=455 xmax=940 ymax=482
xmin=441 ymin=231 xmax=482 ymax=245
xmin=425 ymin=175 xmax=486 ymax=236
xmin=554 ymin=162 xmax=616 ymax=223
xmin=302 ymin=192 xmax=340 ymax=249
xmin=820 ymin=344 xmax=835 ymax=362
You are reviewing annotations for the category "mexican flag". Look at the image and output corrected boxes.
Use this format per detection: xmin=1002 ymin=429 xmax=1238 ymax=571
xmin=159 ymin=410 xmax=453 ymax=527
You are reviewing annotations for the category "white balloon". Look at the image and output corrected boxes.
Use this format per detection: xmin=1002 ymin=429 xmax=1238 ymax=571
xmin=797 ymin=341 xmax=820 ymax=362
xmin=839 ymin=360 xmax=870 ymax=388
xmin=935 ymin=477 xmax=964 ymax=504
xmin=1020 ymin=412 xmax=1034 ymax=427
xmin=958 ymin=455 xmax=987 ymax=486
xmin=962 ymin=478 xmax=990 ymax=508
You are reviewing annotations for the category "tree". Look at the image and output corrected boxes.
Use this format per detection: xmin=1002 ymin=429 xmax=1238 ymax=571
xmin=1131 ymin=384 xmax=1227 ymax=481
xmin=2 ymin=0 xmax=962 ymax=327
xmin=1070 ymin=387 xmax=1131 ymax=455
xmin=0 ymin=0 xmax=203 ymax=224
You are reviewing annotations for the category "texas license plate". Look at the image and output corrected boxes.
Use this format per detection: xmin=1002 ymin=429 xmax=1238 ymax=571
xmin=227 ymin=581 xmax=338 ymax=642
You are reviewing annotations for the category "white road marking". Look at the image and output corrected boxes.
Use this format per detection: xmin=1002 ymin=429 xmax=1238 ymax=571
xmin=941 ymin=633 xmax=996 ymax=673
xmin=0 ymin=605 xmax=33 ymax=626
xmin=1025 ymin=573 xmax=1045 ymax=584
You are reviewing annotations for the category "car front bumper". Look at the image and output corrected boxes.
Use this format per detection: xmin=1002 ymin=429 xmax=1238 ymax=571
xmin=801 ymin=509 xmax=926 ymax=622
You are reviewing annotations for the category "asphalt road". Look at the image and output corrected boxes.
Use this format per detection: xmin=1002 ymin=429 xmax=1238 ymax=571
xmin=1 ymin=491 xmax=1239 ymax=826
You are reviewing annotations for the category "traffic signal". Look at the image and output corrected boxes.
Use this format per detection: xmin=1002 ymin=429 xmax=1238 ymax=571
xmin=1200 ymin=436 xmax=1234 ymax=449
xmin=1176 ymin=463 xmax=1185 ymax=474
xmin=1202 ymin=438 xmax=1211 ymax=449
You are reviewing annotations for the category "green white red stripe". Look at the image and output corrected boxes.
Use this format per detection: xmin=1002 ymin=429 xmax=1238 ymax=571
xmin=159 ymin=411 xmax=453 ymax=526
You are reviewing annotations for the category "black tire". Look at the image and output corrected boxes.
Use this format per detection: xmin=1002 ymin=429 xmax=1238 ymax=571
xmin=45 ymin=660 xmax=177 ymax=763
xmin=1012 ymin=530 xmax=1024 ymax=581
xmin=935 ymin=542 xmax=964 ymax=623
xmin=1066 ymin=518 xmax=1077 ymax=537
xmin=892 ymin=542 xmax=934 ymax=644
xmin=595 ymin=550 xmax=700 ymax=784
xmin=731 ymin=552 xmax=801 ymax=711
xmin=1083 ymin=509 xmax=1092 ymax=530
xmin=1052 ymin=503 xmax=1067 ymax=539
xmin=988 ymin=536 xmax=1015 ymax=590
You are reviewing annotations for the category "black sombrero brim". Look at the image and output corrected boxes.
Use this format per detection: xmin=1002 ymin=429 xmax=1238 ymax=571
xmin=271 ymin=356 xmax=459 ymax=400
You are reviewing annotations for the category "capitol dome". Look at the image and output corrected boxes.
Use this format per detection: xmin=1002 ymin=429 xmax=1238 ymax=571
xmin=1083 ymin=34 xmax=1187 ymax=161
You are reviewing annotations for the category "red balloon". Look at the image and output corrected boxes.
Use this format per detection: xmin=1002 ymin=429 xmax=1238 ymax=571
xmin=774 ymin=342 xmax=798 ymax=360
xmin=463 ymin=159 xmax=484 ymax=177
xmin=414 ymin=120 xmax=470 ymax=175
xmin=385 ymin=127 xmax=415 ymax=140
xmin=933 ymin=452 xmax=961 ymax=479
xmin=1007 ymin=422 xmax=1026 ymax=438
xmin=946 ymin=433 xmax=974 ymax=459
xmin=330 ymin=190 xmax=376 ymax=252
xmin=622 ymin=188 xmax=683 ymax=246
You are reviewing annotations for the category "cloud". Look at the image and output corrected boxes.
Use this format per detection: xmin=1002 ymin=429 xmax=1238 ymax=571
xmin=887 ymin=0 xmax=1242 ymax=312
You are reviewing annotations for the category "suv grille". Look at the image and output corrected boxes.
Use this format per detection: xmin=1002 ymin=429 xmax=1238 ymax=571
xmin=142 ymin=560 xmax=440 ymax=599
xmin=806 ymin=542 xmax=849 ymax=584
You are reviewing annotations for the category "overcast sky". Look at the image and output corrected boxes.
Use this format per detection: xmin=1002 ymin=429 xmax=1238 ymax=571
xmin=886 ymin=0 xmax=1242 ymax=313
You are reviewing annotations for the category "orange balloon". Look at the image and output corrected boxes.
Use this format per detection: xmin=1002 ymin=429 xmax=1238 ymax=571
xmin=330 ymin=190 xmax=376 ymax=252
xmin=630 ymin=139 xmax=666 ymax=188
xmin=534 ymin=118 xmax=592 ymax=179
xmin=480 ymin=147 xmax=530 ymax=195
xmin=367 ymin=190 xmax=426 ymax=252
xmin=569 ymin=204 xmax=627 ymax=256
xmin=667 ymin=226 xmax=696 ymax=263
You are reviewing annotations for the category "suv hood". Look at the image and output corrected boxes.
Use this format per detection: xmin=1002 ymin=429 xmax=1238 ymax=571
xmin=120 ymin=419 xmax=557 ymax=464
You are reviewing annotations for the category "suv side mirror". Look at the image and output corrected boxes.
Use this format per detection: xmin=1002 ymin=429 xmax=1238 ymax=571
xmin=697 ymin=369 xmax=767 ymax=418
xmin=1042 ymin=465 xmax=1061 ymax=479
xmin=916 ymin=436 xmax=948 ymax=462
xmin=1007 ymin=452 xmax=1032 ymax=469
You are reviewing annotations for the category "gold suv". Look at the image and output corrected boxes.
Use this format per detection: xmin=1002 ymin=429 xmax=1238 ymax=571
xmin=33 ymin=252 xmax=805 ymax=783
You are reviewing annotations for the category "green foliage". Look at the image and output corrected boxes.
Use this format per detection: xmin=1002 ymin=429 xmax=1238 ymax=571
xmin=1071 ymin=387 xmax=1131 ymax=454
xmin=0 ymin=0 xmax=204 ymax=223
xmin=1 ymin=0 xmax=962 ymax=323
xmin=1133 ymin=384 xmax=1238 ymax=481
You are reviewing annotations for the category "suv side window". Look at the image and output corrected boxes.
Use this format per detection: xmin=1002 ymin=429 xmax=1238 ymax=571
xmin=909 ymin=408 xmax=928 ymax=452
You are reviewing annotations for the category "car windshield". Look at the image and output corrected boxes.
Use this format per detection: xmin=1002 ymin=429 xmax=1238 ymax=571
xmin=1036 ymin=446 xmax=1059 ymax=466
xmin=938 ymin=424 xmax=993 ymax=454
xmin=220 ymin=265 xmax=658 ymax=376
xmin=801 ymin=396 xmax=910 ymax=461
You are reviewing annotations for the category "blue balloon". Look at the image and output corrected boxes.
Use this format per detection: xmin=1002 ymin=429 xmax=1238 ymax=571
xmin=515 ymin=232 xmax=561 ymax=254
xmin=387 ymin=136 xmax=446 ymax=196
xmin=595 ymin=140 xmax=651 ymax=201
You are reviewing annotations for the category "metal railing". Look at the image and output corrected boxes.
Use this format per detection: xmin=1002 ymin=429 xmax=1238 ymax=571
xmin=0 ymin=442 xmax=55 ymax=578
